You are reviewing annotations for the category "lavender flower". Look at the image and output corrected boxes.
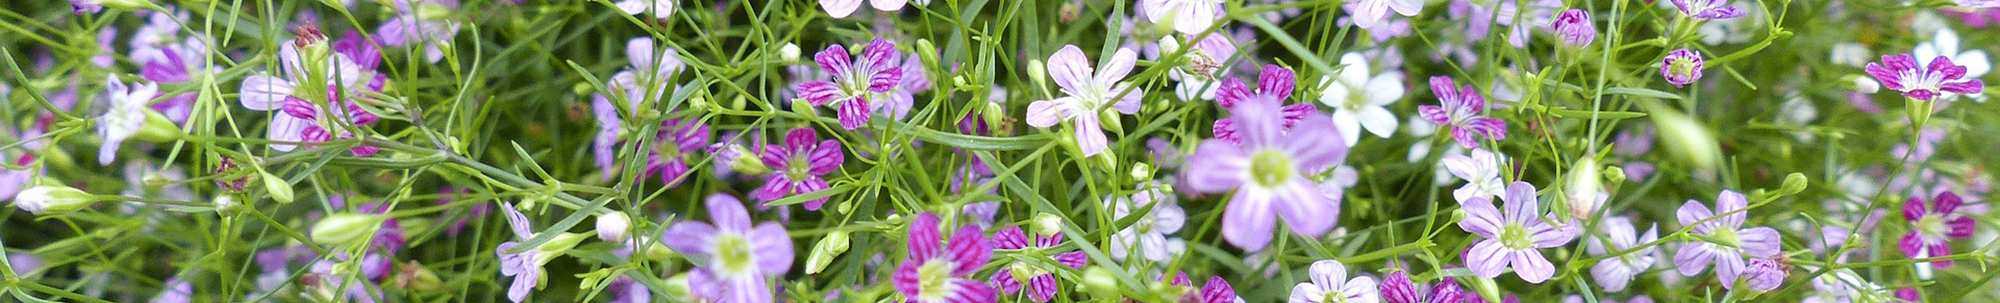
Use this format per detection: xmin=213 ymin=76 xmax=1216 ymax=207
xmin=1587 ymin=216 xmax=1659 ymax=292
xmin=1026 ymin=45 xmax=1143 ymax=157
xmin=1739 ymin=256 xmax=1787 ymax=291
xmin=1185 ymin=95 xmax=1348 ymax=251
xmin=1108 ymin=184 xmax=1186 ymax=262
xmin=377 ymin=0 xmax=462 ymax=63
xmin=238 ymin=27 xmax=386 ymax=154
xmin=615 ymin=0 xmax=676 ymax=19
xmin=1288 ymin=260 xmax=1379 ymax=303
xmin=989 ymin=226 xmax=1087 ymax=302
xmin=1900 ymin=191 xmax=1974 ymax=267
xmin=1864 ymin=53 xmax=1987 ymax=101
xmin=1661 ymin=49 xmax=1704 ymax=88
xmin=1672 ymin=0 xmax=1746 ymax=19
xmin=646 ymin=118 xmax=712 ymax=187
xmin=1417 ymin=76 xmax=1506 ymax=149
xmin=1345 ymin=0 xmax=1423 ymax=30
xmin=1459 ymin=182 xmax=1576 ymax=283
xmin=752 ymin=128 xmax=843 ymax=211
xmin=496 ymin=204 xmax=587 ymax=302
xmin=96 ymin=74 xmax=160 ymax=165
xmin=1212 ymin=65 xmax=1315 ymax=145
xmin=1378 ymin=271 xmax=1463 ymax=303
xmin=1549 ymin=9 xmax=1596 ymax=46
xmin=661 ymin=194 xmax=794 ymax=303
xmin=796 ymin=39 xmax=904 ymax=129
xmin=1673 ymin=190 xmax=1782 ymax=285
xmin=892 ymin=212 xmax=997 ymax=303
xmin=1143 ymin=0 xmax=1226 ymax=35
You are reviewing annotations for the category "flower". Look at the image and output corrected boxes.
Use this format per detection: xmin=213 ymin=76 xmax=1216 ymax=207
xmin=1212 ymin=65 xmax=1315 ymax=145
xmin=892 ymin=212 xmax=997 ymax=303
xmin=1673 ymin=190 xmax=1782 ymax=285
xmin=1417 ymin=76 xmax=1506 ymax=149
xmin=1549 ymin=9 xmax=1596 ymax=46
xmin=1108 ymin=184 xmax=1187 ymax=262
xmin=988 ymin=226 xmax=1087 ymax=302
xmin=796 ymin=39 xmax=904 ymax=129
xmin=751 ymin=128 xmax=843 ymax=211
xmin=661 ymin=194 xmax=794 ymax=303
xmin=819 ymin=0 xmax=907 ymax=18
xmin=96 ymin=74 xmax=160 ymax=165
xmin=1587 ymin=216 xmax=1659 ymax=292
xmin=1866 ymin=51 xmax=1987 ymax=102
xmin=1345 ymin=0 xmax=1423 ymax=30
xmin=1442 ymin=148 xmax=1505 ymax=203
xmin=1318 ymin=53 xmax=1404 ymax=147
xmin=1143 ymin=0 xmax=1225 ymax=35
xmin=377 ymin=0 xmax=461 ymax=63
xmin=1671 ymin=0 xmax=1745 ymax=19
xmin=238 ymin=27 xmax=386 ymax=153
xmin=1185 ymin=96 xmax=1347 ymax=251
xmin=1164 ymin=35 xmax=1239 ymax=101
xmin=0 ymin=155 xmax=33 ymax=202
xmin=615 ymin=0 xmax=676 ymax=19
xmin=495 ymin=204 xmax=588 ymax=302
xmin=1378 ymin=271 xmax=1464 ymax=303
xmin=647 ymin=118 xmax=713 ymax=187
xmin=610 ymin=36 xmax=688 ymax=108
xmin=1739 ymin=256 xmax=1787 ymax=291
xmin=1459 ymin=181 xmax=1576 ymax=283
xmin=1288 ymin=260 xmax=1379 ymax=303
xmin=12 ymin=185 xmax=96 ymax=215
xmin=1661 ymin=49 xmax=1704 ymax=88
xmin=1900 ymin=191 xmax=1975 ymax=267
xmin=1026 ymin=45 xmax=1143 ymax=157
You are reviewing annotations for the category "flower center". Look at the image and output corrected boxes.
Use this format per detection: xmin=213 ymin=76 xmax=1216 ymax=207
xmin=655 ymin=139 xmax=682 ymax=160
xmin=1710 ymin=226 xmax=1742 ymax=247
xmin=1669 ymin=60 xmax=1697 ymax=79
xmin=786 ymin=154 xmax=813 ymax=180
xmin=1323 ymin=291 xmax=1350 ymax=303
xmin=1248 ymin=149 xmax=1295 ymax=188
xmin=916 ymin=259 xmax=956 ymax=301
xmin=1500 ymin=223 xmax=1533 ymax=250
xmin=712 ymin=234 xmax=755 ymax=276
xmin=1917 ymin=215 xmax=1949 ymax=238
xmin=1899 ymin=68 xmax=1946 ymax=91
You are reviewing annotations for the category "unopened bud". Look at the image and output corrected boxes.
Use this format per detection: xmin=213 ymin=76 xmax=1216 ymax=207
xmin=915 ymin=39 xmax=941 ymax=73
xmin=1130 ymin=163 xmax=1155 ymax=180
xmin=213 ymin=195 xmax=238 ymax=212
xmin=805 ymin=231 xmax=851 ymax=274
xmin=261 ymin=170 xmax=295 ymax=203
xmin=1779 ymin=173 xmax=1809 ymax=196
xmin=1848 ymin=75 xmax=1880 ymax=94
xmin=1032 ymin=213 xmax=1064 ymax=237
xmin=779 ymin=43 xmax=802 ymax=63
xmin=1082 ymin=266 xmax=1118 ymax=297
xmin=12 ymin=185 xmax=97 ymax=215
xmin=791 ymin=98 xmax=818 ymax=120
xmin=134 ymin=110 xmax=183 ymax=142
xmin=1648 ymin=105 xmax=1721 ymax=170
xmin=1027 ymin=59 xmax=1048 ymax=88
xmin=1157 ymin=37 xmax=1183 ymax=56
xmin=1604 ymin=166 xmax=1627 ymax=185
xmin=595 ymin=212 xmax=631 ymax=241
xmin=663 ymin=272 xmax=694 ymax=301
xmin=395 ymin=262 xmax=447 ymax=293
xmin=1565 ymin=157 xmax=1602 ymax=220
xmin=311 ymin=213 xmax=383 ymax=247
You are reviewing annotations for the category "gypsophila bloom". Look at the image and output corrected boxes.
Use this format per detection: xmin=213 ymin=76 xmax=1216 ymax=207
xmin=820 ymin=0 xmax=907 ymax=18
xmin=646 ymin=118 xmax=712 ymax=187
xmin=377 ymin=0 xmax=461 ymax=63
xmin=1901 ymin=191 xmax=1975 ymax=267
xmin=893 ymin=212 xmax=997 ymax=303
xmin=752 ymin=128 xmax=843 ymax=211
xmin=1865 ymin=53 xmax=1987 ymax=101
xmin=1587 ymin=216 xmax=1659 ymax=293
xmin=1319 ymin=53 xmax=1404 ymax=147
xmin=1739 ymin=256 xmax=1787 ymax=291
xmin=496 ymin=204 xmax=586 ymax=302
xmin=797 ymin=39 xmax=904 ymax=129
xmin=662 ymin=194 xmax=794 ymax=303
xmin=1186 ymin=97 xmax=1348 ymax=251
xmin=1672 ymin=0 xmax=1745 ymax=19
xmin=1442 ymin=148 xmax=1505 ymax=203
xmin=1288 ymin=260 xmax=1380 ymax=303
xmin=614 ymin=0 xmax=676 ymax=19
xmin=609 ymin=36 xmax=688 ymax=108
xmin=1459 ymin=182 xmax=1576 ymax=283
xmin=96 ymin=74 xmax=160 ymax=165
xmin=1213 ymin=65 xmax=1315 ymax=145
xmin=988 ymin=226 xmax=1087 ymax=302
xmin=1378 ymin=271 xmax=1464 ymax=303
xmin=1346 ymin=0 xmax=1423 ymax=30
xmin=1674 ymin=190 xmax=1782 ymax=285
xmin=239 ymin=27 xmax=386 ymax=154
xmin=1144 ymin=0 xmax=1225 ymax=35
xmin=1417 ymin=76 xmax=1506 ymax=149
xmin=1550 ymin=9 xmax=1596 ymax=46
xmin=1661 ymin=49 xmax=1705 ymax=88
xmin=1027 ymin=45 xmax=1143 ymax=157
xmin=1108 ymin=184 xmax=1187 ymax=262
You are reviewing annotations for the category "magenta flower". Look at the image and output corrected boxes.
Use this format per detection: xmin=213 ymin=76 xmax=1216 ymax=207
xmin=1459 ymin=181 xmax=1575 ymax=283
xmin=1900 ymin=191 xmax=1974 ymax=267
xmin=1185 ymin=96 xmax=1348 ymax=251
xmin=1660 ymin=49 xmax=1706 ymax=88
xmin=796 ymin=39 xmax=904 ymax=130
xmin=1165 ymin=273 xmax=1242 ymax=303
xmin=1671 ymin=0 xmax=1745 ymax=19
xmin=988 ymin=226 xmax=1087 ymax=302
xmin=1417 ymin=76 xmax=1506 ymax=149
xmin=1673 ymin=190 xmax=1782 ymax=285
xmin=1864 ymin=54 xmax=1987 ymax=101
xmin=646 ymin=118 xmax=712 ymax=187
xmin=752 ymin=128 xmax=843 ymax=211
xmin=1586 ymin=216 xmax=1658 ymax=293
xmin=1378 ymin=271 xmax=1464 ymax=303
xmin=892 ymin=212 xmax=997 ymax=303
xmin=661 ymin=194 xmax=794 ymax=303
xmin=1549 ymin=9 xmax=1595 ymax=46
xmin=238 ymin=28 xmax=386 ymax=154
xmin=1026 ymin=45 xmax=1143 ymax=157
xmin=1211 ymin=65 xmax=1316 ymax=145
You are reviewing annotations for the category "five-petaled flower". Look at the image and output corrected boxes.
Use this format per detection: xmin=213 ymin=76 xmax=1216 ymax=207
xmin=796 ymin=39 xmax=905 ymax=129
xmin=1673 ymin=190 xmax=1782 ymax=286
xmin=988 ymin=226 xmax=1087 ymax=302
xmin=1587 ymin=216 xmax=1659 ymax=293
xmin=1661 ymin=49 xmax=1705 ymax=88
xmin=1865 ymin=53 xmax=1987 ymax=101
xmin=1417 ymin=76 xmax=1506 ymax=149
xmin=1459 ymin=181 xmax=1576 ymax=283
xmin=893 ymin=212 xmax=998 ymax=303
xmin=752 ymin=128 xmax=844 ymax=211
xmin=1185 ymin=95 xmax=1348 ymax=251
xmin=1288 ymin=260 xmax=1381 ymax=303
xmin=1900 ymin=191 xmax=1975 ymax=267
xmin=1319 ymin=53 xmax=1405 ymax=147
xmin=1671 ymin=0 xmax=1745 ymax=20
xmin=1027 ymin=45 xmax=1144 ymax=157
xmin=661 ymin=194 xmax=795 ymax=303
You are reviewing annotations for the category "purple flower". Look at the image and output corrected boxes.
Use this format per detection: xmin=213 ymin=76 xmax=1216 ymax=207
xmin=1739 ymin=256 xmax=1787 ymax=291
xmin=1345 ymin=0 xmax=1423 ymax=30
xmin=1671 ymin=0 xmax=1745 ymax=19
xmin=377 ymin=0 xmax=461 ymax=63
xmin=1673 ymin=190 xmax=1782 ymax=285
xmin=1417 ymin=76 xmax=1506 ymax=149
xmin=1184 ymin=96 xmax=1348 ymax=251
xmin=1026 ymin=45 xmax=1143 ymax=157
xmin=1900 ymin=191 xmax=1974 ymax=267
xmin=1864 ymin=53 xmax=1987 ymax=101
xmin=149 ymin=277 xmax=192 ymax=303
xmin=1288 ymin=260 xmax=1380 ymax=303
xmin=796 ymin=39 xmax=904 ymax=130
xmin=988 ymin=226 xmax=1087 ymax=302
xmin=1549 ymin=9 xmax=1596 ymax=46
xmin=1211 ymin=65 xmax=1316 ymax=145
xmin=96 ymin=74 xmax=160 ymax=165
xmin=1164 ymin=274 xmax=1242 ymax=303
xmin=238 ymin=27 xmax=385 ymax=154
xmin=1459 ymin=182 xmax=1575 ymax=283
xmin=751 ymin=128 xmax=843 ymax=211
xmin=1378 ymin=271 xmax=1463 ymax=303
xmin=646 ymin=118 xmax=712 ymax=187
xmin=1661 ymin=49 xmax=1705 ymax=88
xmin=661 ymin=194 xmax=794 ymax=303
xmin=610 ymin=37 xmax=687 ymax=107
xmin=892 ymin=212 xmax=997 ymax=303
xmin=495 ymin=205 xmax=587 ymax=302
xmin=70 ymin=0 xmax=102 ymax=14
xmin=1586 ymin=216 xmax=1658 ymax=293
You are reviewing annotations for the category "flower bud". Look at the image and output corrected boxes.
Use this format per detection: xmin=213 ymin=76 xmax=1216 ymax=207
xmin=1031 ymin=213 xmax=1064 ymax=237
xmin=915 ymin=39 xmax=941 ymax=74
xmin=980 ymin=100 xmax=1006 ymax=132
xmin=805 ymin=231 xmax=851 ymax=274
xmin=12 ymin=185 xmax=96 ymax=215
xmin=261 ymin=170 xmax=295 ymax=203
xmin=779 ymin=43 xmax=802 ymax=63
xmin=134 ymin=109 xmax=184 ymax=142
xmin=663 ymin=272 xmax=694 ymax=301
xmin=213 ymin=194 xmax=238 ymax=213
xmin=97 ymin=0 xmax=156 ymax=11
xmin=790 ymin=98 xmax=818 ymax=120
xmin=311 ymin=213 xmax=383 ymax=247
xmin=395 ymin=262 xmax=447 ymax=294
xmin=1648 ymin=105 xmax=1721 ymax=170
xmin=537 ymin=232 xmax=590 ymax=258
xmin=1130 ymin=163 xmax=1155 ymax=180
xmin=1779 ymin=173 xmax=1809 ymax=196
xmin=595 ymin=212 xmax=631 ymax=241
xmin=1604 ymin=165 xmax=1627 ymax=185
xmin=644 ymin=241 xmax=677 ymax=262
xmin=1026 ymin=59 xmax=1048 ymax=88
xmin=1565 ymin=156 xmax=1602 ymax=220
xmin=1157 ymin=37 xmax=1183 ymax=56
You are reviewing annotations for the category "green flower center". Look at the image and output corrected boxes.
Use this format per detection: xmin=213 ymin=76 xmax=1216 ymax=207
xmin=1711 ymin=227 xmax=1741 ymax=248
xmin=713 ymin=234 xmax=754 ymax=275
xmin=1670 ymin=60 xmax=1697 ymax=78
xmin=1500 ymin=223 xmax=1533 ymax=250
xmin=1917 ymin=215 xmax=1947 ymax=238
xmin=916 ymin=259 xmax=955 ymax=301
xmin=1248 ymin=149 xmax=1295 ymax=188
xmin=787 ymin=155 xmax=813 ymax=180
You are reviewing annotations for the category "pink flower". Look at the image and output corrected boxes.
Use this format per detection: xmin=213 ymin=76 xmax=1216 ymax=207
xmin=1026 ymin=45 xmax=1143 ymax=157
xmin=987 ymin=227 xmax=1087 ymax=302
xmin=893 ymin=212 xmax=997 ymax=303
xmin=1661 ymin=49 xmax=1704 ymax=88
xmin=1864 ymin=54 xmax=1986 ymax=101
xmin=1459 ymin=182 xmax=1576 ymax=283
xmin=1900 ymin=191 xmax=1974 ymax=267
xmin=752 ymin=128 xmax=844 ymax=211
xmin=1416 ymin=76 xmax=1506 ymax=149
xmin=796 ymin=39 xmax=904 ymax=129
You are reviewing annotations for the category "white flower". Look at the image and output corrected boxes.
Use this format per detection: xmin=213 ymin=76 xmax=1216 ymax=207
xmin=1318 ymin=53 xmax=1403 ymax=147
xmin=97 ymin=74 xmax=159 ymax=165
xmin=1143 ymin=0 xmax=1225 ymax=35
xmin=818 ymin=0 xmax=908 ymax=18
xmin=1829 ymin=42 xmax=1872 ymax=67
xmin=1345 ymin=0 xmax=1422 ymax=30
xmin=1442 ymin=148 xmax=1505 ymax=203
xmin=1288 ymin=260 xmax=1381 ymax=303
xmin=1108 ymin=185 xmax=1185 ymax=262
xmin=13 ymin=185 xmax=95 ymax=215
xmin=1914 ymin=28 xmax=1992 ymax=102
xmin=614 ymin=0 xmax=675 ymax=19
